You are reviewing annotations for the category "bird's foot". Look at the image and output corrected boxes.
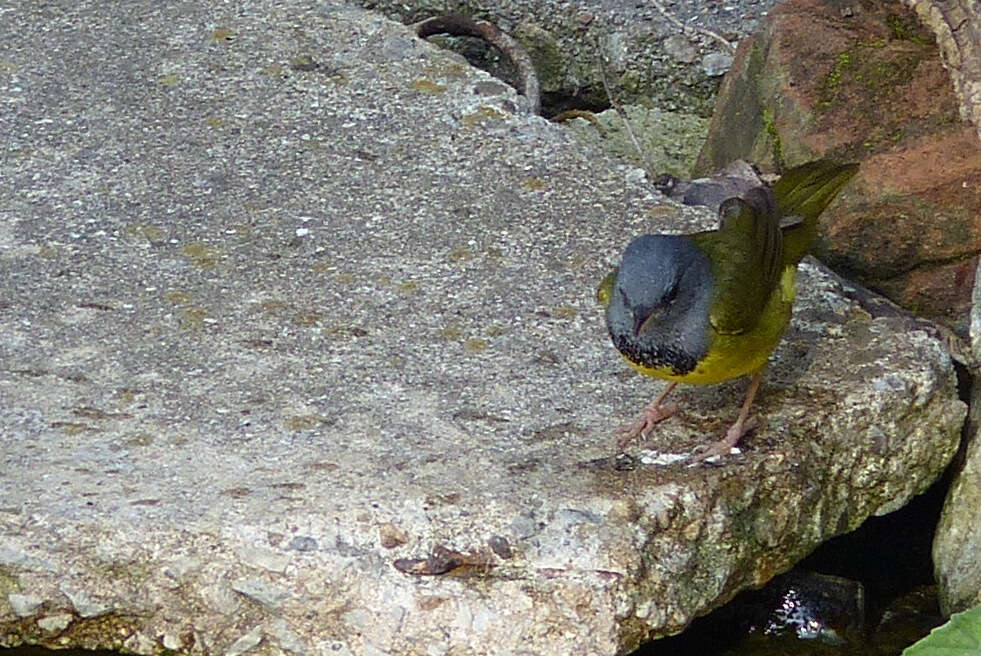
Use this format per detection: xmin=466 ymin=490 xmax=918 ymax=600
xmin=617 ymin=401 xmax=680 ymax=449
xmin=688 ymin=415 xmax=759 ymax=463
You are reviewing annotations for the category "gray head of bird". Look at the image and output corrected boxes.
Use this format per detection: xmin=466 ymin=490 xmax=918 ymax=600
xmin=605 ymin=234 xmax=714 ymax=372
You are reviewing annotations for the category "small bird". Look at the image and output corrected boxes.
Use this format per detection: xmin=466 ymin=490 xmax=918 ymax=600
xmin=598 ymin=160 xmax=859 ymax=460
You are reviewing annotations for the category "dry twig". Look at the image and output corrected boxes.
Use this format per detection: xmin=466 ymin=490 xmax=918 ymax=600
xmin=594 ymin=37 xmax=657 ymax=180
xmin=649 ymin=0 xmax=736 ymax=54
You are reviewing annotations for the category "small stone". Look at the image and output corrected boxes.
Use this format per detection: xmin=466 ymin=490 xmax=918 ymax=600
xmin=664 ymin=35 xmax=698 ymax=64
xmin=162 ymin=633 xmax=183 ymax=650
xmin=37 ymin=613 xmax=73 ymax=634
xmin=341 ymin=608 xmax=373 ymax=632
xmin=61 ymin=586 xmax=110 ymax=618
xmin=239 ymin=546 xmax=290 ymax=574
xmin=316 ymin=641 xmax=353 ymax=656
xmin=124 ymin=632 xmax=157 ymax=653
xmin=701 ymin=52 xmax=733 ymax=77
xmin=488 ymin=535 xmax=512 ymax=559
xmin=473 ymin=80 xmax=511 ymax=98
xmin=606 ymin=499 xmax=642 ymax=524
xmin=268 ymin=618 xmax=307 ymax=655
xmin=510 ymin=512 xmax=539 ymax=539
xmin=8 ymin=593 xmax=44 ymax=617
xmin=0 ymin=546 xmax=57 ymax=572
xmin=226 ymin=625 xmax=263 ymax=656
xmin=162 ymin=556 xmax=202 ymax=586
xmin=290 ymin=55 xmax=319 ymax=72
xmin=287 ymin=535 xmax=318 ymax=551
xmin=231 ymin=578 xmax=290 ymax=609
xmin=200 ymin=582 xmax=242 ymax=615
xmin=378 ymin=523 xmax=408 ymax=549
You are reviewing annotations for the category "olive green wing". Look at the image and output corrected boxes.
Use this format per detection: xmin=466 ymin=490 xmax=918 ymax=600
xmin=690 ymin=186 xmax=784 ymax=335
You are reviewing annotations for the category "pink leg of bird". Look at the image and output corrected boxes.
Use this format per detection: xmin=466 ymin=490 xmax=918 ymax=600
xmin=618 ymin=381 xmax=679 ymax=448
xmin=689 ymin=370 xmax=763 ymax=462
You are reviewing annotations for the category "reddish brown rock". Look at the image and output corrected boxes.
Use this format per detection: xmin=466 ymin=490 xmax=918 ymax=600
xmin=695 ymin=0 xmax=981 ymax=334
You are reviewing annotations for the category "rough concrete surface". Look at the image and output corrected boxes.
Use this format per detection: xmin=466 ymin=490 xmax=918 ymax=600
xmin=0 ymin=2 xmax=966 ymax=656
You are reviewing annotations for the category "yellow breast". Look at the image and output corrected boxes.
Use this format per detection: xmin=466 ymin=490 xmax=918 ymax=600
xmin=624 ymin=265 xmax=797 ymax=385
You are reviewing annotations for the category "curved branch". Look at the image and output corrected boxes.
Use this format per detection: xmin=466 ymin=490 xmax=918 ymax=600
xmin=415 ymin=14 xmax=541 ymax=115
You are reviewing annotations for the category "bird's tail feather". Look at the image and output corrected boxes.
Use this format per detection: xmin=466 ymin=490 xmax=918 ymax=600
xmin=775 ymin=160 xmax=859 ymax=265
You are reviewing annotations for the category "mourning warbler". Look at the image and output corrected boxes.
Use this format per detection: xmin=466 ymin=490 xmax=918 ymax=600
xmin=598 ymin=160 xmax=859 ymax=460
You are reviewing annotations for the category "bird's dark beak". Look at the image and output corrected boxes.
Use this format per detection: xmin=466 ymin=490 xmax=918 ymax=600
xmin=632 ymin=306 xmax=663 ymax=337
xmin=632 ymin=311 xmax=646 ymax=337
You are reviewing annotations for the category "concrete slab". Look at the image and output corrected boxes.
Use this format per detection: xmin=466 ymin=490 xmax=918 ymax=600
xmin=0 ymin=2 xmax=965 ymax=655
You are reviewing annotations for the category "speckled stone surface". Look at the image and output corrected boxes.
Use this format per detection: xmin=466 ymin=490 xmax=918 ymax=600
xmin=0 ymin=2 xmax=966 ymax=655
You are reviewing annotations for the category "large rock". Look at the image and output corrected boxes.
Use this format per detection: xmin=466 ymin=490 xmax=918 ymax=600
xmin=695 ymin=0 xmax=981 ymax=336
xmin=933 ymin=258 xmax=981 ymax=615
xmin=936 ymin=415 xmax=981 ymax=616
xmin=903 ymin=0 xmax=981 ymax=620
xmin=0 ymin=2 xmax=966 ymax=655
xmin=903 ymin=0 xmax=981 ymax=144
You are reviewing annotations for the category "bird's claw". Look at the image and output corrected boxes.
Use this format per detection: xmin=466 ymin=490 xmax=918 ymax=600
xmin=617 ymin=401 xmax=679 ymax=449
xmin=688 ymin=415 xmax=759 ymax=463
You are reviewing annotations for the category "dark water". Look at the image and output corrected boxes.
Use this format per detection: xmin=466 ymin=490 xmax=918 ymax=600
xmin=635 ymin=467 xmax=953 ymax=655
